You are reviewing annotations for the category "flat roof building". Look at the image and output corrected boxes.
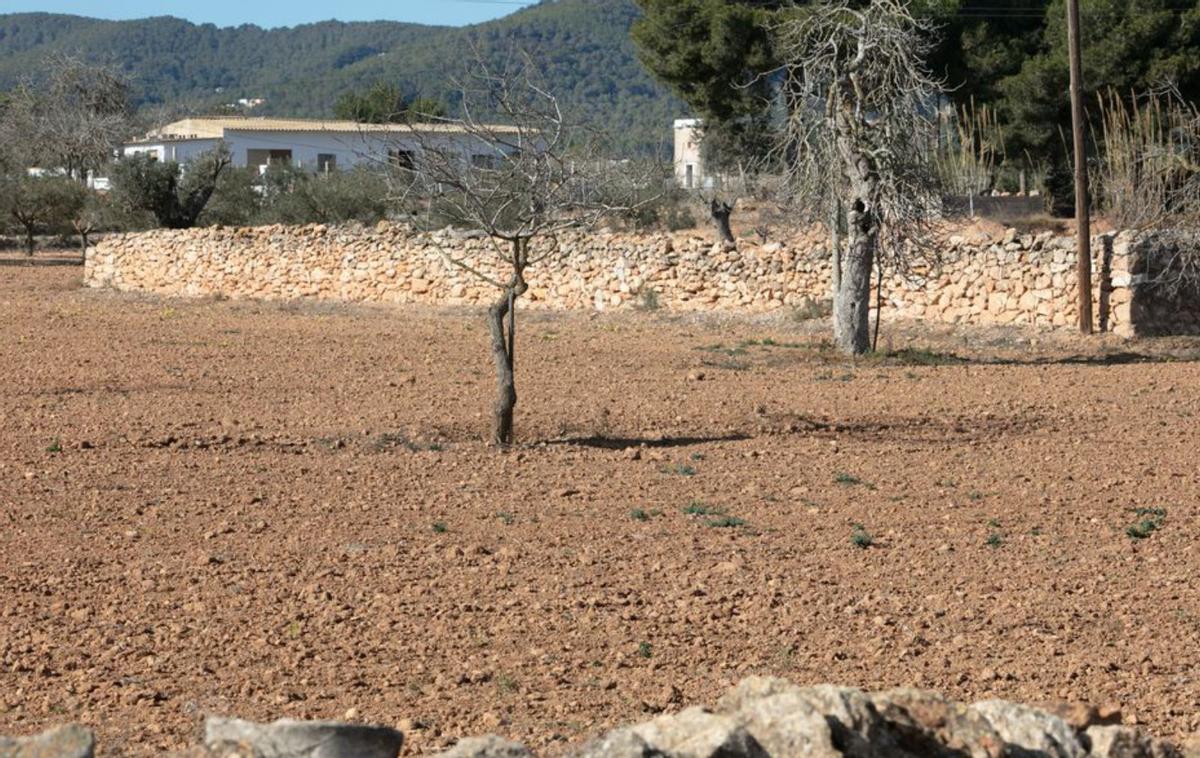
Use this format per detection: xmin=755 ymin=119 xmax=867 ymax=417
xmin=123 ymin=117 xmax=513 ymax=173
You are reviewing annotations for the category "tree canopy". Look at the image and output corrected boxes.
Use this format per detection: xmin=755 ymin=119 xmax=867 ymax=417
xmin=999 ymin=0 xmax=1200 ymax=160
xmin=0 ymin=173 xmax=88 ymax=253
xmin=0 ymin=54 xmax=131 ymax=181
xmin=632 ymin=0 xmax=1200 ymax=171
xmin=333 ymin=82 xmax=447 ymax=123
xmin=632 ymin=0 xmax=781 ymax=126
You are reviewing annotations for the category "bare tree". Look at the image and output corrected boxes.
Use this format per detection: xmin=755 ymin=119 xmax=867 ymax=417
xmin=0 ymin=54 xmax=131 ymax=183
xmin=773 ymin=0 xmax=944 ymax=354
xmin=384 ymin=56 xmax=659 ymax=445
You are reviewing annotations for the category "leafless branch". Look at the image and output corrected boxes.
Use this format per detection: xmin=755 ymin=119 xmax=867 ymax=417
xmin=377 ymin=50 xmax=663 ymax=290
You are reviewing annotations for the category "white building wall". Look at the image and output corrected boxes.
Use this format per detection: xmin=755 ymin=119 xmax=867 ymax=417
xmin=673 ymin=118 xmax=705 ymax=189
xmin=123 ymin=130 xmax=496 ymax=172
xmin=222 ymin=130 xmax=388 ymax=170
xmin=123 ymin=139 xmax=220 ymax=163
xmin=225 ymin=131 xmax=491 ymax=171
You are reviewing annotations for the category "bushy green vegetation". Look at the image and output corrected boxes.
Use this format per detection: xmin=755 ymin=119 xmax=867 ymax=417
xmin=999 ymin=0 xmax=1200 ymax=161
xmin=850 ymin=524 xmax=874 ymax=549
xmin=253 ymin=164 xmax=394 ymax=226
xmin=1127 ymin=508 xmax=1167 ymax=540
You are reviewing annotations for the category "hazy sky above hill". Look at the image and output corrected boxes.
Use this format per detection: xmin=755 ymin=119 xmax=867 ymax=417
xmin=3 ymin=0 xmax=538 ymax=27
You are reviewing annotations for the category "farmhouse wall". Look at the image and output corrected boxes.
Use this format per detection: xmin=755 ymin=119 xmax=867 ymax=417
xmin=84 ymin=223 xmax=1197 ymax=337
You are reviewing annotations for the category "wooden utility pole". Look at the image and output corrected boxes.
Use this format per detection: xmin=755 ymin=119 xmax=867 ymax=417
xmin=1067 ymin=0 xmax=1093 ymax=333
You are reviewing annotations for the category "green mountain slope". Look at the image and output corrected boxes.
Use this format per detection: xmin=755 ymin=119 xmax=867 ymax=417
xmin=0 ymin=0 xmax=683 ymax=154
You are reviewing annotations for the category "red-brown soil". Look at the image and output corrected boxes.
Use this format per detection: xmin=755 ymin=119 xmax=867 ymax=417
xmin=2 ymin=254 xmax=1199 ymax=755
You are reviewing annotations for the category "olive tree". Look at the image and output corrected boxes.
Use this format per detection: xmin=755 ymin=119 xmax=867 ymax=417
xmin=257 ymin=164 xmax=393 ymax=225
xmin=0 ymin=174 xmax=87 ymax=255
xmin=773 ymin=0 xmax=944 ymax=354
xmin=111 ymin=145 xmax=232 ymax=229
xmin=385 ymin=59 xmax=658 ymax=445
xmin=72 ymin=190 xmax=128 ymax=254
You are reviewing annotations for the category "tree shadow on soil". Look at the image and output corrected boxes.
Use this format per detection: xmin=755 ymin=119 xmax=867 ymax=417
xmin=548 ymin=433 xmax=751 ymax=450
xmin=0 ymin=257 xmax=83 ymax=267
xmin=755 ymin=411 xmax=1043 ymax=444
xmin=875 ymin=348 xmax=1199 ymax=367
xmin=992 ymin=351 xmax=1199 ymax=366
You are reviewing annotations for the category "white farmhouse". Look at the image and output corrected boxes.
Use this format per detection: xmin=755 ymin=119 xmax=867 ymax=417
xmin=122 ymin=116 xmax=507 ymax=173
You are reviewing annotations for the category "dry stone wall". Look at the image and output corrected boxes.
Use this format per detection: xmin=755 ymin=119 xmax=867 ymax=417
xmin=85 ymin=223 xmax=1197 ymax=336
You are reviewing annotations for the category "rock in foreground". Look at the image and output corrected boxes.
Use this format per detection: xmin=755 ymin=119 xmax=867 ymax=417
xmin=203 ymin=717 xmax=403 ymax=757
xmin=440 ymin=677 xmax=1191 ymax=758
xmin=0 ymin=725 xmax=95 ymax=758
xmin=2 ymin=679 xmax=1194 ymax=757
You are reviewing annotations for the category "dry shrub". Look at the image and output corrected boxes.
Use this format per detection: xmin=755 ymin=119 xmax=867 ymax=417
xmin=935 ymin=100 xmax=1005 ymax=208
xmin=1094 ymin=88 xmax=1200 ymax=298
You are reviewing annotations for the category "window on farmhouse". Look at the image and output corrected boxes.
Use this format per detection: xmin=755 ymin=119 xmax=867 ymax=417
xmin=317 ymin=154 xmax=337 ymax=173
xmin=247 ymin=148 xmax=293 ymax=169
xmin=389 ymin=150 xmax=415 ymax=170
xmin=471 ymin=153 xmax=500 ymax=170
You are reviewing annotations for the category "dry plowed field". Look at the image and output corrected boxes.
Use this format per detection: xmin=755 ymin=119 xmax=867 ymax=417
xmin=2 ymin=257 xmax=1199 ymax=754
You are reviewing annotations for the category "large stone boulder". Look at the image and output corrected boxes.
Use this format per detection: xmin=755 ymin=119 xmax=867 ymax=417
xmin=0 ymin=725 xmax=95 ymax=758
xmin=1085 ymin=725 xmax=1183 ymax=758
xmin=578 ymin=707 xmax=765 ymax=758
xmin=572 ymin=729 xmax=666 ymax=758
xmin=437 ymin=735 xmax=534 ymax=757
xmin=204 ymin=717 xmax=403 ymax=758
xmin=969 ymin=701 xmax=1085 ymax=757
xmin=870 ymin=688 xmax=1005 ymax=758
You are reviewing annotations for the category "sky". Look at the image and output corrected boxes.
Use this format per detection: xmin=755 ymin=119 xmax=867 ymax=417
xmin=0 ymin=0 xmax=539 ymax=28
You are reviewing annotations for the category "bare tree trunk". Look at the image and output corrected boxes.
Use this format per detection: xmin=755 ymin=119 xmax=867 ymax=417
xmin=835 ymin=197 xmax=875 ymax=355
xmin=834 ymin=112 xmax=877 ymax=355
xmin=23 ymin=227 xmax=35 ymax=257
xmin=488 ymin=291 xmax=516 ymax=445
xmin=710 ymin=199 xmax=736 ymax=249
xmin=830 ymin=198 xmax=843 ymax=334
xmin=872 ymin=251 xmax=884 ymax=352
xmin=488 ymin=244 xmax=529 ymax=446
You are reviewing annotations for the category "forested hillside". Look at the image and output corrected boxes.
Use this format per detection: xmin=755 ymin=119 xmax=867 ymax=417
xmin=0 ymin=0 xmax=683 ymax=154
